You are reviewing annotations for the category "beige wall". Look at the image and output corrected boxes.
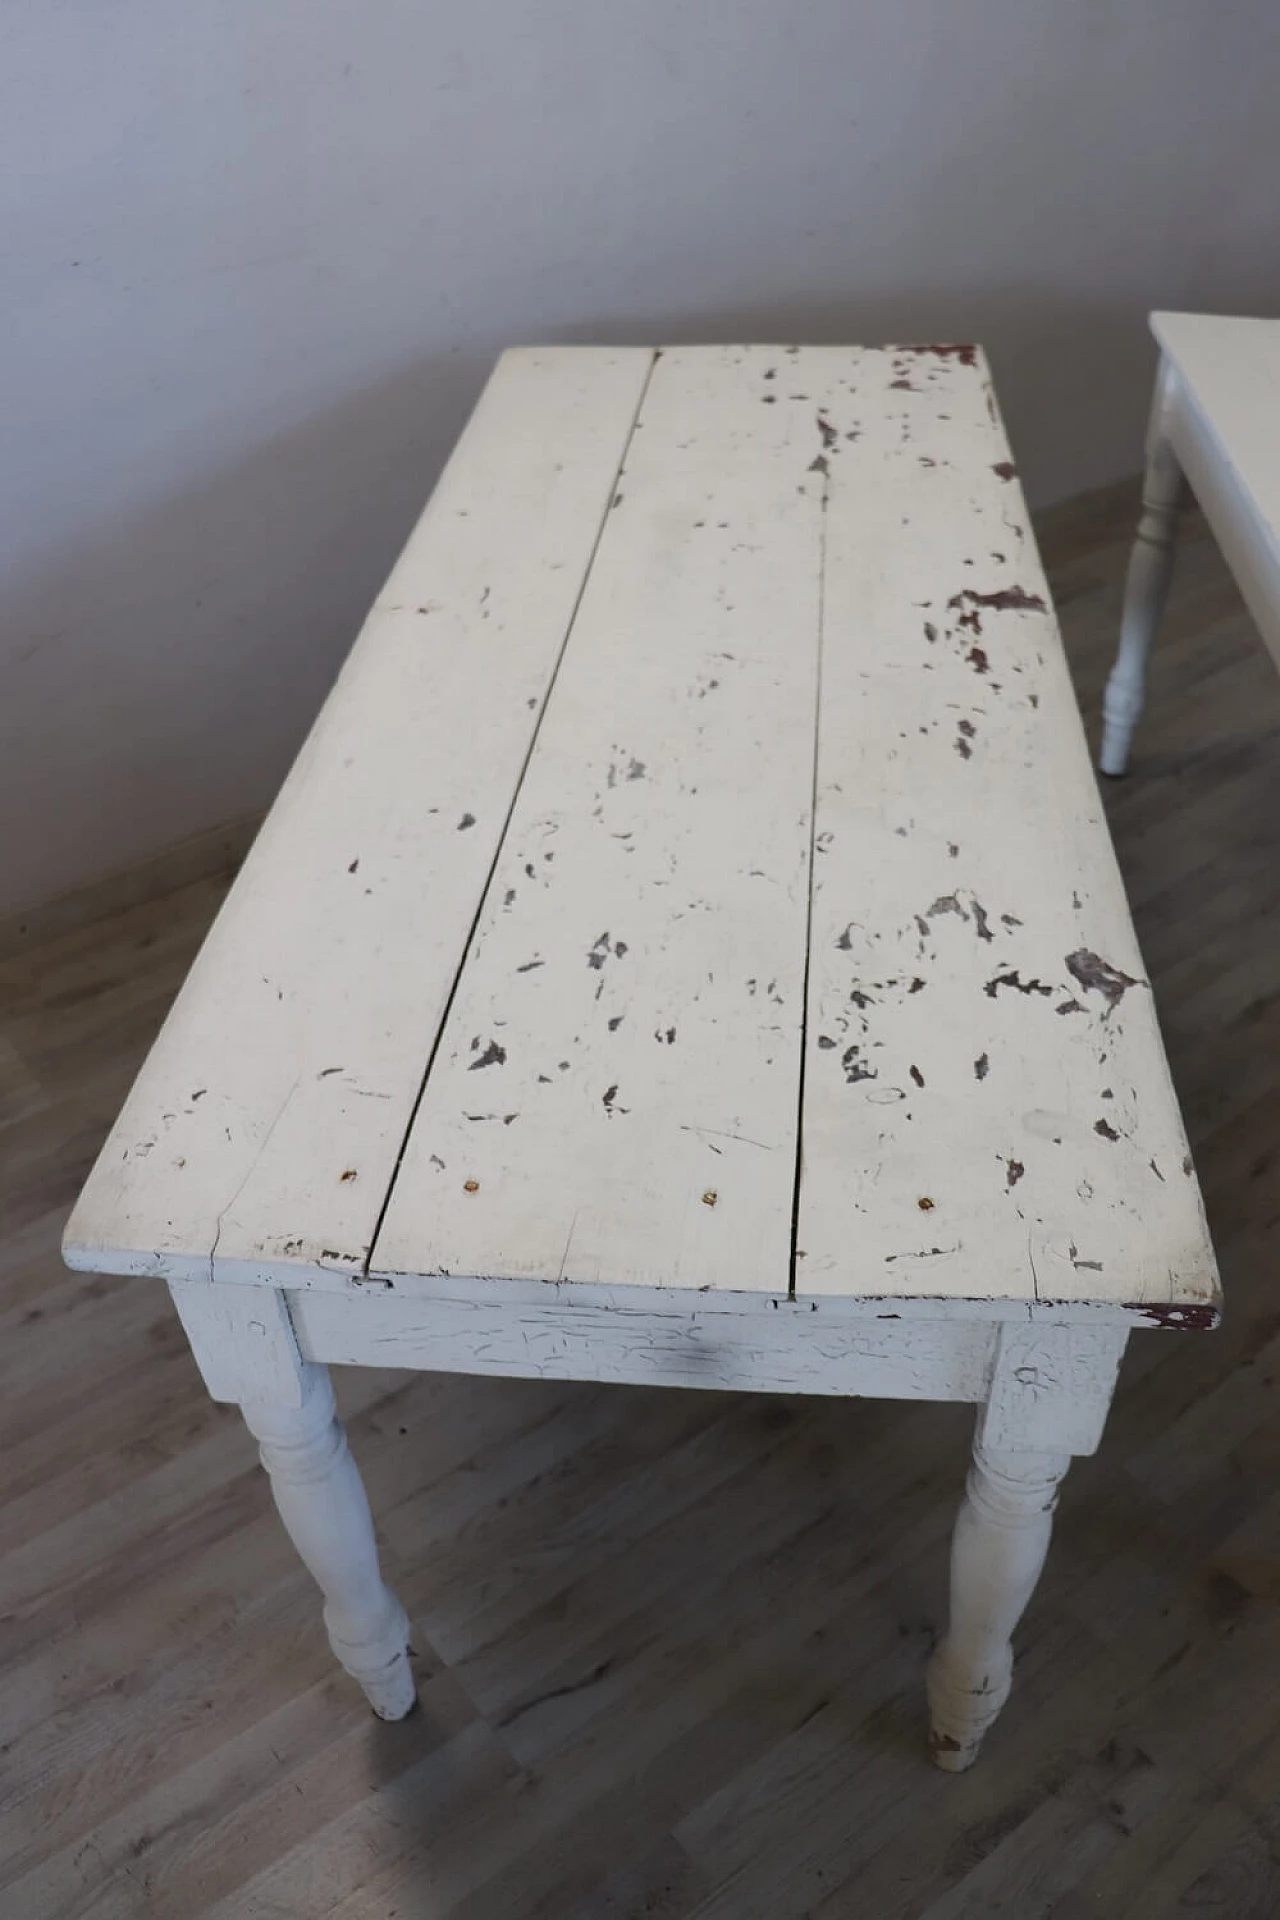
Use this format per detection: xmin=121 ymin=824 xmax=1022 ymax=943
xmin=4 ymin=0 xmax=1280 ymax=914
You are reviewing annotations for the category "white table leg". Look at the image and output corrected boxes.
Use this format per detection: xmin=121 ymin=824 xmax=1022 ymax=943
xmin=241 ymin=1365 xmax=416 ymax=1720
xmin=1100 ymin=356 xmax=1187 ymax=776
xmin=927 ymin=1319 xmax=1127 ymax=1770
xmin=166 ymin=1278 xmax=416 ymax=1720
xmin=926 ymin=1439 xmax=1069 ymax=1771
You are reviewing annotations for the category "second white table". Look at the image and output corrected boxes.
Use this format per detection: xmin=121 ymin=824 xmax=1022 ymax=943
xmin=1102 ymin=310 xmax=1280 ymax=776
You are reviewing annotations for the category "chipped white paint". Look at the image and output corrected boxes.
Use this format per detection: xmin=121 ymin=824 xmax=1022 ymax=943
xmin=62 ymin=347 xmax=654 ymax=1286
xmin=166 ymin=1277 xmax=304 ymax=1407
xmin=798 ymin=344 xmax=1216 ymax=1317
xmin=979 ymin=1319 xmax=1128 ymax=1456
xmin=376 ymin=345 xmax=833 ymax=1294
xmin=64 ymin=343 xmax=1220 ymax=1762
xmin=289 ymin=1285 xmax=996 ymax=1401
xmin=1102 ymin=311 xmax=1280 ymax=775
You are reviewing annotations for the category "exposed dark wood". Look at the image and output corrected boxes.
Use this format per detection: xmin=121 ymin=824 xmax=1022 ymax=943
xmin=5 ymin=477 xmax=1280 ymax=1916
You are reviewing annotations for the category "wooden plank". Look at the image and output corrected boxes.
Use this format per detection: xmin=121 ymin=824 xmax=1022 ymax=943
xmin=288 ymin=1284 xmax=996 ymax=1401
xmin=61 ymin=348 xmax=654 ymax=1287
xmin=372 ymin=346 xmax=834 ymax=1295
xmin=796 ymin=344 xmax=1220 ymax=1312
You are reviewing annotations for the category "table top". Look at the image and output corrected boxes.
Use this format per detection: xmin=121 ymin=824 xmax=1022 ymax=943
xmin=1151 ymin=312 xmax=1280 ymax=665
xmin=64 ymin=344 xmax=1219 ymax=1324
xmin=1153 ymin=311 xmax=1280 ymax=521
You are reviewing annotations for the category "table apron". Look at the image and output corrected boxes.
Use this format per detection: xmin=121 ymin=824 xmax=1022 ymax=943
xmin=288 ymin=1285 xmax=996 ymax=1402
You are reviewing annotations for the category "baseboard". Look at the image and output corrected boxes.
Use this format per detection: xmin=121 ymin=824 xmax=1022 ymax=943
xmin=0 ymin=812 xmax=263 ymax=962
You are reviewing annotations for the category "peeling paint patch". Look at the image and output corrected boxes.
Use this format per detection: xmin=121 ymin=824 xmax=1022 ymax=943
xmin=588 ymin=931 xmax=628 ymax=969
xmin=974 ymin=1053 xmax=989 ymax=1081
xmin=928 ymin=892 xmax=967 ymax=923
xmin=904 ymin=342 xmax=979 ymax=367
xmin=469 ymin=1039 xmax=507 ymax=1071
xmin=842 ymin=1044 xmax=876 ymax=1084
xmin=947 ymin=587 xmax=1047 ymax=630
xmin=1132 ymin=1302 xmax=1219 ymax=1330
xmin=1094 ymin=1117 xmax=1120 ymax=1141
xmin=985 ymin=971 xmax=1052 ymax=999
xmin=1065 ymin=948 xmax=1140 ymax=1014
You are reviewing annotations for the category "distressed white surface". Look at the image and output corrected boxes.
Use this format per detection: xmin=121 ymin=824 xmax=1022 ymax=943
xmin=166 ymin=1278 xmax=303 ymax=1407
xmin=979 ymin=1321 xmax=1128 ymax=1456
xmin=374 ymin=346 xmax=832 ymax=1294
xmin=66 ymin=342 xmax=1218 ymax=1324
xmin=796 ymin=346 xmax=1217 ymax=1313
xmin=63 ymin=348 xmax=653 ymax=1284
xmin=289 ymin=1285 xmax=995 ymax=1401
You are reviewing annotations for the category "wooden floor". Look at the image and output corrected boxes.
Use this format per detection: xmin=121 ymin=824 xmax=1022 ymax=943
xmin=7 ymin=481 xmax=1280 ymax=1917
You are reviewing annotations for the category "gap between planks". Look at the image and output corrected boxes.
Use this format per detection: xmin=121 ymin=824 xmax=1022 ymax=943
xmin=788 ymin=450 xmax=832 ymax=1300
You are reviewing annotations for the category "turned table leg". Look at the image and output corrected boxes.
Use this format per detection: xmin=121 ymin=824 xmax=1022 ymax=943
xmin=242 ymin=1365 xmax=416 ymax=1720
xmin=927 ymin=1440 xmax=1069 ymax=1771
xmin=1100 ymin=356 xmax=1188 ymax=777
xmin=927 ymin=1319 xmax=1128 ymax=1770
xmin=167 ymin=1278 xmax=416 ymax=1720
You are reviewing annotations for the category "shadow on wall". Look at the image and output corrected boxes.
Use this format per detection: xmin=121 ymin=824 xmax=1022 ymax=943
xmin=1 ymin=286 xmax=1154 ymax=917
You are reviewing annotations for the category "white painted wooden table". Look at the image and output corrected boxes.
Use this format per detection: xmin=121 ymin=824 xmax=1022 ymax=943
xmin=1102 ymin=311 xmax=1280 ymax=776
xmin=64 ymin=344 xmax=1219 ymax=1772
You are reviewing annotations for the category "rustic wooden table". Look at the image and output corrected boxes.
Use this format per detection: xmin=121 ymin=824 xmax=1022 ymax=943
xmin=64 ymin=343 xmax=1219 ymax=1772
xmin=1101 ymin=311 xmax=1280 ymax=777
